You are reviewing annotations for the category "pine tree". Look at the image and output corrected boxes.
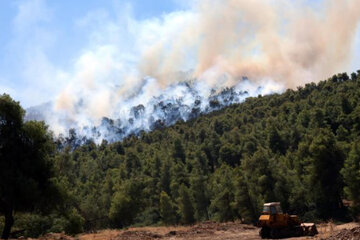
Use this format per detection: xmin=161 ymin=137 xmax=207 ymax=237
xmin=172 ymin=139 xmax=186 ymax=163
xmin=267 ymin=125 xmax=285 ymax=154
xmin=160 ymin=160 xmax=172 ymax=194
xmin=108 ymin=179 xmax=143 ymax=227
xmin=190 ymin=163 xmax=209 ymax=221
xmin=159 ymin=191 xmax=177 ymax=225
xmin=241 ymin=148 xmax=275 ymax=203
xmin=305 ymin=129 xmax=344 ymax=218
xmin=209 ymin=164 xmax=236 ymax=222
xmin=341 ymin=143 xmax=360 ymax=218
xmin=234 ymin=173 xmax=258 ymax=223
xmin=178 ymin=185 xmax=195 ymax=224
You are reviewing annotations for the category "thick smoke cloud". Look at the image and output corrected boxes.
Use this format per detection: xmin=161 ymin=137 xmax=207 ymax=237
xmin=138 ymin=0 xmax=360 ymax=87
xmin=44 ymin=0 xmax=359 ymax=141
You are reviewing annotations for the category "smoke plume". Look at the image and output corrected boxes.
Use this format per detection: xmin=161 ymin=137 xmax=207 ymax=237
xmin=34 ymin=0 xmax=360 ymax=142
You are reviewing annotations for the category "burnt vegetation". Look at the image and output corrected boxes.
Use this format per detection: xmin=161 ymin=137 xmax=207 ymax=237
xmin=1 ymin=71 xmax=360 ymax=238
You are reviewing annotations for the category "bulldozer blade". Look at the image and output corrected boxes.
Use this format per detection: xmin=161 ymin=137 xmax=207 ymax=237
xmin=301 ymin=223 xmax=318 ymax=236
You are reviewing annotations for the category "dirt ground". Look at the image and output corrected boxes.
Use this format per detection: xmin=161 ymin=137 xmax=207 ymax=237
xmin=29 ymin=221 xmax=360 ymax=240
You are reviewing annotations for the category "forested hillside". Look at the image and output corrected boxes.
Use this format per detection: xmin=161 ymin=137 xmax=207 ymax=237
xmin=2 ymin=71 xmax=360 ymax=237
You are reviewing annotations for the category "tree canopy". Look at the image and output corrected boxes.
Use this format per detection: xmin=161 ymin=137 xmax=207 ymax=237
xmin=0 ymin=94 xmax=60 ymax=239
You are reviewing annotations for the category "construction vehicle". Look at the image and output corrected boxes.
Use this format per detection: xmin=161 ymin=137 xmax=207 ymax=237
xmin=257 ymin=202 xmax=318 ymax=239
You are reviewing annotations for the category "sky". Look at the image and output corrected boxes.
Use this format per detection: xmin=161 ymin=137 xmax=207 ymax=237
xmin=0 ymin=0 xmax=359 ymax=108
xmin=0 ymin=0 xmax=188 ymax=107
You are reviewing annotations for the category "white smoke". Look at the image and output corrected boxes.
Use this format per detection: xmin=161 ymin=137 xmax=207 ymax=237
xmin=46 ymin=77 xmax=284 ymax=144
xmin=28 ymin=0 xmax=360 ymax=143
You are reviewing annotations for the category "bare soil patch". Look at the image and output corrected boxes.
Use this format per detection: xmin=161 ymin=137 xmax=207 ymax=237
xmin=19 ymin=221 xmax=360 ymax=240
xmin=324 ymin=226 xmax=360 ymax=240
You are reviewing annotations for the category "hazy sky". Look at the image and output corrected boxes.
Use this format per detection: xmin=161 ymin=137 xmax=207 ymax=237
xmin=0 ymin=0 xmax=359 ymax=107
xmin=0 ymin=0 xmax=187 ymax=107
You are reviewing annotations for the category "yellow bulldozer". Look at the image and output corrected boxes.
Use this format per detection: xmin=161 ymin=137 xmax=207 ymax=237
xmin=257 ymin=202 xmax=318 ymax=239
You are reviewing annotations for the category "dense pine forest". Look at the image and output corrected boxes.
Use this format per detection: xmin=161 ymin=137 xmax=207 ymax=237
xmin=1 ymin=71 xmax=360 ymax=238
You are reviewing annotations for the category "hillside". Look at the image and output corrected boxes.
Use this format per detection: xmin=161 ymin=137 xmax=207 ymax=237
xmin=3 ymin=71 xmax=360 ymax=238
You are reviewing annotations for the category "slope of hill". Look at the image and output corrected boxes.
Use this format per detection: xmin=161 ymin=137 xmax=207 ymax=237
xmin=26 ymin=78 xmax=279 ymax=145
xmin=5 ymin=71 xmax=360 ymax=238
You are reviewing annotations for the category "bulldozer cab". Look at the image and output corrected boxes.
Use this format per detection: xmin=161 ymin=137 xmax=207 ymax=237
xmin=262 ymin=202 xmax=283 ymax=215
xmin=258 ymin=202 xmax=289 ymax=229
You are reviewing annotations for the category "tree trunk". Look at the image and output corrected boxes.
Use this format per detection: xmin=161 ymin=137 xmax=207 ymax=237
xmin=1 ymin=207 xmax=14 ymax=239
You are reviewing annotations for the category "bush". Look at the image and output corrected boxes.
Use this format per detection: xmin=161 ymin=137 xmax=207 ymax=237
xmin=14 ymin=214 xmax=52 ymax=238
xmin=64 ymin=209 xmax=84 ymax=235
